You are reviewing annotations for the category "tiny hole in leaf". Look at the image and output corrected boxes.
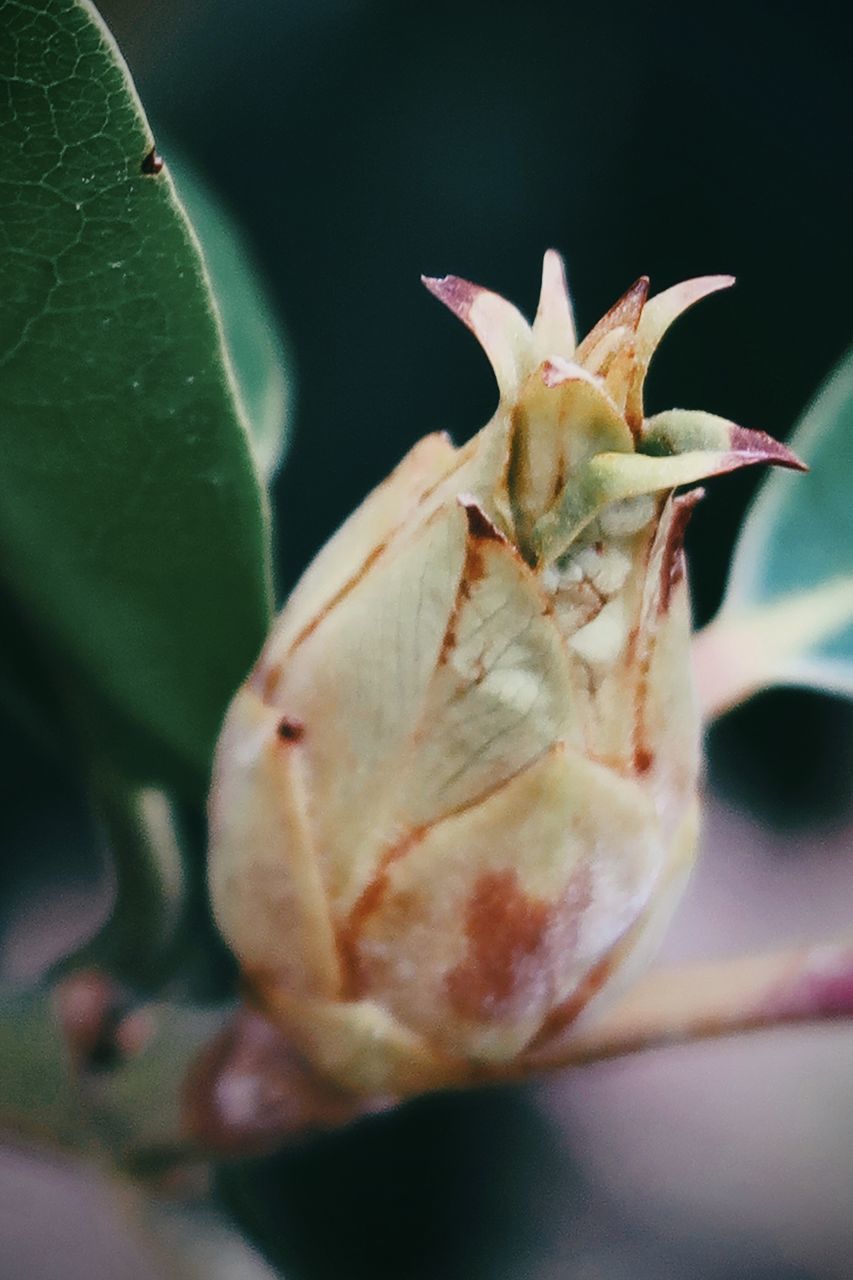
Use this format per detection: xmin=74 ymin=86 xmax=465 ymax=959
xmin=140 ymin=146 xmax=164 ymax=175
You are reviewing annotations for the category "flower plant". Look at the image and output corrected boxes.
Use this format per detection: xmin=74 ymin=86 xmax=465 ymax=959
xmin=1 ymin=1 xmax=852 ymax=1274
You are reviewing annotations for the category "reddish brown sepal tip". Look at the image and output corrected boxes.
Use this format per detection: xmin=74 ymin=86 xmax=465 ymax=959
xmin=730 ymin=426 xmax=808 ymax=472
xmin=628 ymin=275 xmax=651 ymax=300
xmin=605 ymin=276 xmax=650 ymax=327
xmin=421 ymin=273 xmax=477 ymax=322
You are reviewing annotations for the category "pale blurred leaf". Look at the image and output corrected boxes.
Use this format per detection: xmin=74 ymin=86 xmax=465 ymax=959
xmin=695 ymin=349 xmax=853 ymax=716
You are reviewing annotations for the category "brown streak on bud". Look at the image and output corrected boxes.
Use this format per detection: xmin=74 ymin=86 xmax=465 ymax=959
xmin=461 ymin=499 xmax=505 ymax=587
xmin=465 ymin=545 xmax=486 ymax=585
xmin=439 ymin=500 xmax=506 ymax=663
xmin=551 ymin=457 xmax=566 ymax=502
xmin=659 ymin=488 xmax=703 ymax=614
xmin=438 ymin=622 xmax=457 ymax=664
xmin=445 ymin=870 xmax=552 ymax=1020
xmin=287 ymin=539 xmax=389 ymax=656
xmin=337 ymin=827 xmax=427 ymax=997
xmin=527 ymin=952 xmax=618 ymax=1052
xmin=629 ymin=530 xmax=655 ymax=778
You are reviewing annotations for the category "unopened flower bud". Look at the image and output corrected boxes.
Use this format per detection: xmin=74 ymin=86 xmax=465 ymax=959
xmin=209 ymin=254 xmax=803 ymax=1096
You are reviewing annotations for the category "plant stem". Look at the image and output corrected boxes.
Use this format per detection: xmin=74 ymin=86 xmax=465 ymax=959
xmin=521 ymin=936 xmax=853 ymax=1074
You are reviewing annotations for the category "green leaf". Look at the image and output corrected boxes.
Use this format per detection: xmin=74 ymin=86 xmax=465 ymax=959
xmin=167 ymin=151 xmax=293 ymax=485
xmin=694 ymin=349 xmax=853 ymax=717
xmin=0 ymin=0 xmax=275 ymax=795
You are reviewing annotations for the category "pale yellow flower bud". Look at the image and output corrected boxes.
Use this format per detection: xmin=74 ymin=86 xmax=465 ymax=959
xmin=208 ymin=254 xmax=803 ymax=1097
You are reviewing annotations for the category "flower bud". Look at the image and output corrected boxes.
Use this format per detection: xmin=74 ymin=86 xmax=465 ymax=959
xmin=209 ymin=254 xmax=803 ymax=1096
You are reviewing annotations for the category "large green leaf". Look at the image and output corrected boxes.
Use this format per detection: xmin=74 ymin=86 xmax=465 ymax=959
xmin=0 ymin=0 xmax=276 ymax=795
xmin=694 ymin=349 xmax=853 ymax=716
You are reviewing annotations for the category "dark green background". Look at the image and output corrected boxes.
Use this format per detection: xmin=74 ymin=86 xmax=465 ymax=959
xmin=3 ymin=2 xmax=853 ymax=1278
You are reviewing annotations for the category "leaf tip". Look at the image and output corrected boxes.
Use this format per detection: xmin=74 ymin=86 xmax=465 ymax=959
xmin=421 ymin=273 xmax=477 ymax=323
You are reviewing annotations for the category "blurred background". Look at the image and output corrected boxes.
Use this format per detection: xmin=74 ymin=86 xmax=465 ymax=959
xmin=2 ymin=0 xmax=853 ymax=1276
